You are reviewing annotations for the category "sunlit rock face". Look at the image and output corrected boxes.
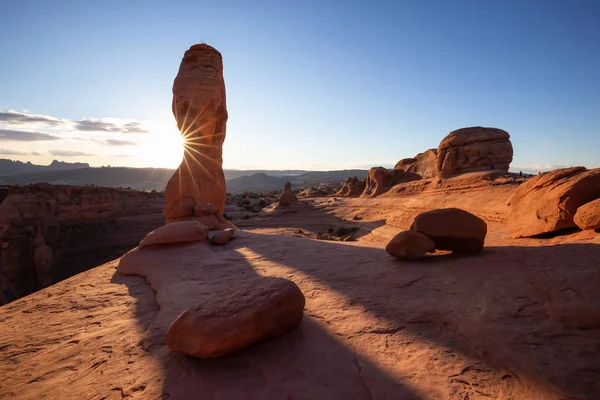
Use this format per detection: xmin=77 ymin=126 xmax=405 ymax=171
xmin=164 ymin=44 xmax=228 ymax=221
xmin=436 ymin=127 xmax=513 ymax=178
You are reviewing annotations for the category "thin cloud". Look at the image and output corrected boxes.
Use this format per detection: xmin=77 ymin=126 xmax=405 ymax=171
xmin=0 ymin=148 xmax=29 ymax=155
xmin=75 ymin=119 xmax=149 ymax=133
xmin=106 ymin=139 xmax=137 ymax=146
xmin=1 ymin=110 xmax=150 ymax=134
xmin=31 ymin=151 xmax=43 ymax=156
xmin=0 ymin=129 xmax=59 ymax=141
xmin=48 ymin=149 xmax=93 ymax=157
xmin=0 ymin=110 xmax=64 ymax=126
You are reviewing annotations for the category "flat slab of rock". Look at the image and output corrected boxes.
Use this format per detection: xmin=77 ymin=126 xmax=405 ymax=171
xmin=574 ymin=198 xmax=600 ymax=231
xmin=507 ymin=167 xmax=600 ymax=238
xmin=139 ymin=220 xmax=208 ymax=248
xmin=166 ymin=277 xmax=305 ymax=358
xmin=410 ymin=208 xmax=487 ymax=253
xmin=386 ymin=230 xmax=435 ymax=260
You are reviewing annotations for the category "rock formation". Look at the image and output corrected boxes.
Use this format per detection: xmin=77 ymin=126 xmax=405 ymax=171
xmin=410 ymin=208 xmax=487 ymax=253
xmin=394 ymin=127 xmax=513 ymax=180
xmin=335 ymin=176 xmax=366 ymax=197
xmin=139 ymin=220 xmax=208 ymax=248
xmin=507 ymin=167 xmax=600 ymax=238
xmin=574 ymin=198 xmax=600 ymax=231
xmin=163 ymin=44 xmax=229 ymax=223
xmin=361 ymin=168 xmax=420 ymax=197
xmin=394 ymin=149 xmax=438 ymax=178
xmin=0 ymin=183 xmax=164 ymax=304
xmin=279 ymin=182 xmax=298 ymax=205
xmin=385 ymin=230 xmax=435 ymax=260
xmin=298 ymin=187 xmax=327 ymax=197
xmin=207 ymin=228 xmax=235 ymax=245
xmin=436 ymin=127 xmax=513 ymax=178
xmin=166 ymin=277 xmax=305 ymax=358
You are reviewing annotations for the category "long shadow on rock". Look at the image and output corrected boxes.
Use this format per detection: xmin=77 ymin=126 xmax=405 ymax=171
xmin=241 ymin=233 xmax=600 ymax=399
xmin=116 ymin=238 xmax=423 ymax=399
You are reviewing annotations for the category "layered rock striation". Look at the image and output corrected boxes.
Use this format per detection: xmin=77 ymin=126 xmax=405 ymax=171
xmin=0 ymin=183 xmax=163 ymax=304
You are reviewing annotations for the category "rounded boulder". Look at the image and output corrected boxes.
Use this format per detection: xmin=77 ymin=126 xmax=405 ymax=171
xmin=410 ymin=208 xmax=487 ymax=253
xmin=166 ymin=277 xmax=305 ymax=358
xmin=574 ymin=198 xmax=600 ymax=231
xmin=386 ymin=230 xmax=435 ymax=260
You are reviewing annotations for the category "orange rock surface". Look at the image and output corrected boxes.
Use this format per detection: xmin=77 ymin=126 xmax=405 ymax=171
xmin=166 ymin=277 xmax=305 ymax=358
xmin=508 ymin=167 xmax=600 ymax=238
xmin=163 ymin=44 xmax=229 ymax=221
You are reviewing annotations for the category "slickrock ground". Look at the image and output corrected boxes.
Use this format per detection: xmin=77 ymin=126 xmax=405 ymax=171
xmin=1 ymin=172 xmax=599 ymax=399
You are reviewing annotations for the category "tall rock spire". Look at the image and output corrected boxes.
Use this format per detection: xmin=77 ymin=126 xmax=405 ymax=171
xmin=164 ymin=44 xmax=228 ymax=221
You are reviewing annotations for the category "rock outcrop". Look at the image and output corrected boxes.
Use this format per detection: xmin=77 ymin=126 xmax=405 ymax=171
xmin=436 ymin=127 xmax=513 ymax=178
xmin=507 ymin=167 xmax=600 ymax=238
xmin=335 ymin=176 xmax=366 ymax=197
xmin=574 ymin=198 xmax=600 ymax=231
xmin=0 ymin=183 xmax=164 ymax=304
xmin=410 ymin=208 xmax=487 ymax=253
xmin=166 ymin=277 xmax=305 ymax=358
xmin=139 ymin=220 xmax=208 ymax=248
xmin=298 ymin=187 xmax=327 ymax=197
xmin=385 ymin=230 xmax=435 ymax=260
xmin=394 ymin=149 xmax=438 ymax=178
xmin=279 ymin=182 xmax=298 ymax=206
xmin=393 ymin=127 xmax=513 ymax=180
xmin=163 ymin=44 xmax=229 ymax=222
xmin=361 ymin=168 xmax=420 ymax=197
xmin=207 ymin=228 xmax=235 ymax=245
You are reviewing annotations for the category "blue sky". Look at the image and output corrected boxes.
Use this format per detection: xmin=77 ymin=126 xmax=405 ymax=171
xmin=0 ymin=0 xmax=598 ymax=172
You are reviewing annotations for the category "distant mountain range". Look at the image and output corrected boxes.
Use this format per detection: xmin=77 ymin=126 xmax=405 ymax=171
xmin=0 ymin=159 xmax=90 ymax=175
xmin=0 ymin=159 xmax=368 ymax=193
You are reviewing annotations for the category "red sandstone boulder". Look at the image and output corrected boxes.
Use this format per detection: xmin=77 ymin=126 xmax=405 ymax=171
xmin=394 ymin=149 xmax=438 ymax=178
xmin=386 ymin=230 xmax=435 ymax=260
xmin=574 ymin=198 xmax=600 ymax=231
xmin=507 ymin=167 xmax=600 ymax=238
xmin=362 ymin=168 xmax=420 ymax=197
xmin=410 ymin=208 xmax=487 ymax=253
xmin=139 ymin=220 xmax=208 ymax=247
xmin=207 ymin=228 xmax=235 ymax=245
xmin=279 ymin=182 xmax=298 ymax=205
xmin=166 ymin=277 xmax=305 ymax=358
xmin=436 ymin=127 xmax=513 ymax=178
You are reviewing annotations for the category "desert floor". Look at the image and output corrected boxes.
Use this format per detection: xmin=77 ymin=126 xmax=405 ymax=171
xmin=1 ymin=180 xmax=599 ymax=400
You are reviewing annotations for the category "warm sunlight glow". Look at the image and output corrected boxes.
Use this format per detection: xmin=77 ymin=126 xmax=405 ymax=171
xmin=136 ymin=121 xmax=184 ymax=168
